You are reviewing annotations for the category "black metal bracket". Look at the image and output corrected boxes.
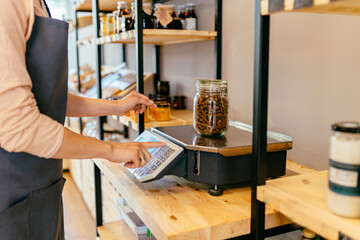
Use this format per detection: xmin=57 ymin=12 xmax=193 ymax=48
xmin=153 ymin=45 xmax=161 ymax=94
xmin=215 ymin=0 xmax=223 ymax=79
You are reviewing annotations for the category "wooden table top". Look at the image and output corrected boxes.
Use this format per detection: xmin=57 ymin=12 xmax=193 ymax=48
xmin=94 ymin=160 xmax=310 ymax=240
xmin=258 ymin=171 xmax=360 ymax=240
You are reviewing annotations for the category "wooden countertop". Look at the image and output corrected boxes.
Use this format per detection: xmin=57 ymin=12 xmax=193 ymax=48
xmin=257 ymin=170 xmax=360 ymax=240
xmin=94 ymin=159 xmax=311 ymax=240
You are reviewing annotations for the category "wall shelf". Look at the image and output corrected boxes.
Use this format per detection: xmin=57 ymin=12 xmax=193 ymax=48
xmin=97 ymin=220 xmax=137 ymax=240
xmin=261 ymin=0 xmax=360 ymax=16
xmin=76 ymin=0 xmax=154 ymax=12
xmin=257 ymin=171 xmax=360 ymax=240
xmin=96 ymin=30 xmax=218 ymax=46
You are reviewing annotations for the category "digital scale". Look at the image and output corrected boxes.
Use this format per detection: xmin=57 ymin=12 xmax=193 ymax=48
xmin=126 ymin=121 xmax=293 ymax=196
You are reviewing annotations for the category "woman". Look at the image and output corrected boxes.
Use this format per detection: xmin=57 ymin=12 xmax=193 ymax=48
xmin=0 ymin=0 xmax=163 ymax=239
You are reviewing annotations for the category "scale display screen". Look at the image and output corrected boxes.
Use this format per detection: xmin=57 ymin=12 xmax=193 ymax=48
xmin=137 ymin=136 xmax=159 ymax=154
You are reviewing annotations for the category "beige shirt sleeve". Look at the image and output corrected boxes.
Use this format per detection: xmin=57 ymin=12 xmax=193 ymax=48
xmin=0 ymin=0 xmax=64 ymax=158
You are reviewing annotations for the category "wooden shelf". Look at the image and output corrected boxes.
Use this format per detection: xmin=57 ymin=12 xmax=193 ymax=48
xmin=75 ymin=0 xmax=151 ymax=12
xmin=97 ymin=220 xmax=137 ymax=240
xmin=96 ymin=30 xmax=218 ymax=46
xmin=261 ymin=0 xmax=360 ymax=16
xmin=91 ymin=159 xmax=313 ymax=239
xmin=108 ymin=109 xmax=193 ymax=132
xmin=257 ymin=171 xmax=360 ymax=240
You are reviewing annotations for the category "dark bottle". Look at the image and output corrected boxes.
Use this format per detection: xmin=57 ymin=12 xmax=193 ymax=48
xmin=121 ymin=2 xmax=134 ymax=32
xmin=172 ymin=5 xmax=183 ymax=30
xmin=157 ymin=81 xmax=170 ymax=96
xmin=173 ymin=96 xmax=186 ymax=109
xmin=185 ymin=3 xmax=197 ymax=31
xmin=178 ymin=5 xmax=186 ymax=29
xmin=116 ymin=1 xmax=129 ymax=33
xmin=155 ymin=5 xmax=174 ymax=29
xmin=142 ymin=3 xmax=153 ymax=29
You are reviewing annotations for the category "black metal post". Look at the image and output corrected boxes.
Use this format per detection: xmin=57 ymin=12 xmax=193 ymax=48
xmin=135 ymin=0 xmax=145 ymax=134
xmin=74 ymin=11 xmax=83 ymax=134
xmin=250 ymin=0 xmax=270 ymax=239
xmin=153 ymin=45 xmax=160 ymax=94
xmin=214 ymin=0 xmax=222 ymax=80
xmin=92 ymin=0 xmax=103 ymax=228
xmin=122 ymin=44 xmax=126 ymax=63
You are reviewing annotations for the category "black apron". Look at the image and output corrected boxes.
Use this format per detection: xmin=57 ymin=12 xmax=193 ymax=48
xmin=0 ymin=7 xmax=69 ymax=240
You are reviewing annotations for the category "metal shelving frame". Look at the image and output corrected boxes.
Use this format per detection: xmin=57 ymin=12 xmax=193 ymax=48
xmin=75 ymin=0 xmax=223 ymax=234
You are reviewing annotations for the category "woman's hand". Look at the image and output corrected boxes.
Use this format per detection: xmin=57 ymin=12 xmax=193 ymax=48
xmin=106 ymin=141 xmax=166 ymax=168
xmin=115 ymin=91 xmax=157 ymax=116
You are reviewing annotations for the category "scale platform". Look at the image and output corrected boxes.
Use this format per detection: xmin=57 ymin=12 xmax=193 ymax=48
xmin=150 ymin=121 xmax=293 ymax=195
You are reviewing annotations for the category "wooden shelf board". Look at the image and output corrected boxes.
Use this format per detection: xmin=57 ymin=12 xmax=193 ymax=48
xmin=257 ymin=171 xmax=360 ymax=240
xmin=92 ymin=159 xmax=305 ymax=239
xmin=98 ymin=220 xmax=137 ymax=240
xmin=76 ymin=0 xmax=152 ymax=12
xmin=117 ymin=109 xmax=193 ymax=131
xmin=96 ymin=29 xmax=217 ymax=46
xmin=261 ymin=0 xmax=360 ymax=16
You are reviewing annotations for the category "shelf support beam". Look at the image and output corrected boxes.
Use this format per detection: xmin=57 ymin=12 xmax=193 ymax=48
xmin=74 ymin=10 xmax=83 ymax=135
xmin=251 ymin=0 xmax=270 ymax=239
xmin=153 ymin=45 xmax=161 ymax=94
xmin=215 ymin=0 xmax=222 ymax=79
xmin=136 ymin=0 xmax=145 ymax=134
xmin=92 ymin=0 xmax=103 ymax=229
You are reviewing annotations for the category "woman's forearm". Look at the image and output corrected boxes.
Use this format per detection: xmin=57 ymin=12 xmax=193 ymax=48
xmin=66 ymin=93 xmax=119 ymax=117
xmin=52 ymin=127 xmax=112 ymax=159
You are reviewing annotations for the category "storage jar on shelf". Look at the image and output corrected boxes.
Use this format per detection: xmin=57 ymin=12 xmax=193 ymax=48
xmin=328 ymin=122 xmax=360 ymax=218
xmin=193 ymin=79 xmax=228 ymax=137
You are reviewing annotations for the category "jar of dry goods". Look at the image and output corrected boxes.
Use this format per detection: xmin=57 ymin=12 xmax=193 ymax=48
xmin=193 ymin=79 xmax=228 ymax=137
xmin=328 ymin=122 xmax=360 ymax=217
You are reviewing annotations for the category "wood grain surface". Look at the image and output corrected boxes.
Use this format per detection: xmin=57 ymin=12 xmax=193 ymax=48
xmin=93 ymin=159 xmax=293 ymax=240
xmin=258 ymin=171 xmax=360 ymax=240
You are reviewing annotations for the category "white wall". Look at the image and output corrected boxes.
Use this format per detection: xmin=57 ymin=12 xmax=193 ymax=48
xmin=68 ymin=0 xmax=360 ymax=170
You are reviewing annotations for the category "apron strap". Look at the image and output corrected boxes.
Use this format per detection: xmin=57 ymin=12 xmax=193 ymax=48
xmin=42 ymin=0 xmax=52 ymax=18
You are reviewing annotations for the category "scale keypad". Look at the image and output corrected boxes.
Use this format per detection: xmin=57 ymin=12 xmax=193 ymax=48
xmin=134 ymin=145 xmax=175 ymax=177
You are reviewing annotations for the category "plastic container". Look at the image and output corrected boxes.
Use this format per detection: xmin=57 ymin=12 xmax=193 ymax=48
xmin=328 ymin=122 xmax=360 ymax=218
xmin=115 ymin=199 xmax=156 ymax=239
xmin=193 ymin=79 xmax=228 ymax=137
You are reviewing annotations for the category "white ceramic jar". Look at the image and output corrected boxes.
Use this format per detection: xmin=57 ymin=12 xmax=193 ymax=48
xmin=328 ymin=122 xmax=360 ymax=218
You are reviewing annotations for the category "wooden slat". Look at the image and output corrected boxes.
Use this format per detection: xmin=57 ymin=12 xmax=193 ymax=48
xmin=76 ymin=0 xmax=151 ymax=12
xmin=258 ymin=171 xmax=360 ymax=240
xmin=261 ymin=0 xmax=360 ymax=16
xmin=96 ymin=30 xmax=218 ymax=46
xmin=93 ymin=158 xmax=294 ymax=240
xmin=116 ymin=109 xmax=193 ymax=131
xmin=98 ymin=221 xmax=137 ymax=240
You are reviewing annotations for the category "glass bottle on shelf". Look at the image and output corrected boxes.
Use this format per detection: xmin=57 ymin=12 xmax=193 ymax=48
xmin=142 ymin=3 xmax=153 ymax=29
xmin=113 ymin=10 xmax=118 ymax=34
xmin=121 ymin=2 xmax=134 ymax=32
xmin=178 ymin=5 xmax=186 ymax=29
xmin=152 ymin=3 xmax=162 ymax=29
xmin=155 ymin=5 xmax=174 ymax=29
xmin=185 ymin=3 xmax=197 ymax=31
xmin=116 ymin=1 xmax=129 ymax=33
xmin=193 ymin=79 xmax=228 ymax=137
xmin=172 ymin=5 xmax=183 ymax=30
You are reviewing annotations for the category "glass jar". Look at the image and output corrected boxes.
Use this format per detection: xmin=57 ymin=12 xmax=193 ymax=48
xmin=155 ymin=5 xmax=174 ymax=29
xmin=113 ymin=11 xmax=118 ymax=34
xmin=328 ymin=122 xmax=360 ymax=217
xmin=106 ymin=13 xmax=115 ymax=36
xmin=154 ymin=101 xmax=171 ymax=121
xmin=193 ymin=79 xmax=228 ymax=137
xmin=185 ymin=3 xmax=197 ymax=30
xmin=173 ymin=96 xmax=186 ymax=110
xmin=99 ymin=15 xmax=107 ymax=37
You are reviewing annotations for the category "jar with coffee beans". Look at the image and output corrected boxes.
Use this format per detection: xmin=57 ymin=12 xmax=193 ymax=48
xmin=193 ymin=79 xmax=228 ymax=137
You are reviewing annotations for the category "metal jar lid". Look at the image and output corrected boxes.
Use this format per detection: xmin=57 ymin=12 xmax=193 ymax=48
xmin=332 ymin=122 xmax=360 ymax=133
